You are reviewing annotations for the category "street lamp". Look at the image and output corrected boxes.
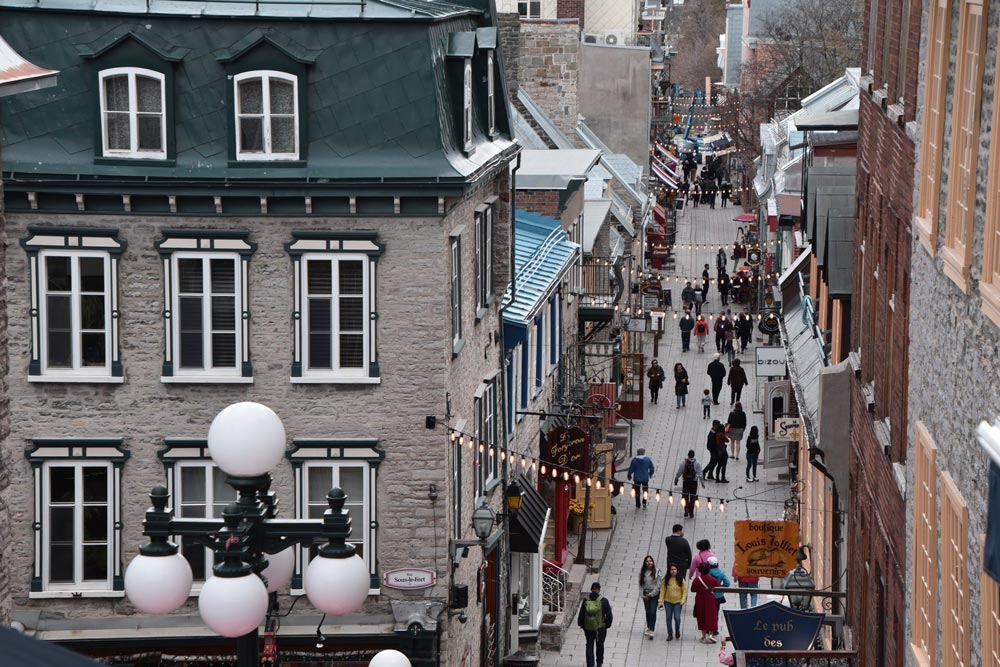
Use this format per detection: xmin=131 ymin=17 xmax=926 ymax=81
xmin=369 ymin=649 xmax=413 ymax=667
xmin=124 ymin=401 xmax=370 ymax=667
xmin=471 ymin=480 xmax=525 ymax=541
xmin=783 ymin=545 xmax=816 ymax=611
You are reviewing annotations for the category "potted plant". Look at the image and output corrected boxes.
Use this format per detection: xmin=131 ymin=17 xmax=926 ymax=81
xmin=568 ymin=499 xmax=587 ymax=534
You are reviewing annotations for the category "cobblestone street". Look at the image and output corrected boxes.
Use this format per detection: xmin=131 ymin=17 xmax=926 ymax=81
xmin=543 ymin=201 xmax=787 ymax=667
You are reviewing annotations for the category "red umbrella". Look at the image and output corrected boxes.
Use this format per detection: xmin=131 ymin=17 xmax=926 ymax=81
xmin=733 ymin=214 xmax=755 ymax=223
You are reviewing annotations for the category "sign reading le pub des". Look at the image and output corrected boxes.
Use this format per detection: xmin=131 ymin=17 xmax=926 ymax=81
xmin=733 ymin=520 xmax=799 ymax=578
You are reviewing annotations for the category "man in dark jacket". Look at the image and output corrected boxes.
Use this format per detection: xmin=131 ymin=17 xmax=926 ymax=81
xmin=681 ymin=282 xmax=696 ymax=311
xmin=728 ymin=358 xmax=749 ymax=404
xmin=703 ymin=421 xmax=720 ymax=480
xmin=714 ymin=314 xmax=733 ymax=352
xmin=736 ymin=311 xmax=753 ymax=352
xmin=627 ymin=448 xmax=655 ymax=509
xmin=717 ymin=272 xmax=730 ymax=306
xmin=578 ymin=581 xmax=613 ymax=667
xmin=678 ymin=311 xmax=695 ymax=352
xmin=707 ymin=354 xmax=727 ymax=405
xmin=665 ymin=524 xmax=693 ymax=573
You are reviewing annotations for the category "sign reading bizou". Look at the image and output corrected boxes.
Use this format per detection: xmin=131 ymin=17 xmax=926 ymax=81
xmin=755 ymin=346 xmax=787 ymax=378
xmin=733 ymin=520 xmax=799 ymax=578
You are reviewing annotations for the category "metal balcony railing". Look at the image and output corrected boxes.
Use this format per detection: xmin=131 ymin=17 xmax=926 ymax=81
xmin=580 ymin=258 xmax=622 ymax=310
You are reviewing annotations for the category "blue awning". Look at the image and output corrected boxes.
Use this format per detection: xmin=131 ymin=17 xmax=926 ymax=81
xmin=502 ymin=210 xmax=580 ymax=324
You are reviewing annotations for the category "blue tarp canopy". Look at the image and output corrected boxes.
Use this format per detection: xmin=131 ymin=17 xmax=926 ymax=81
xmin=502 ymin=210 xmax=580 ymax=324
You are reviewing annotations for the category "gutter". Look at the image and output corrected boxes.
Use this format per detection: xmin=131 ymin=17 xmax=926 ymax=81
xmin=507 ymin=152 xmax=521 ymax=309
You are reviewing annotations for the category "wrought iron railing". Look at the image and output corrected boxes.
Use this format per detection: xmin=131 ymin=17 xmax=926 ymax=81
xmin=541 ymin=559 xmax=569 ymax=613
xmin=580 ymin=258 xmax=622 ymax=309
xmin=735 ymin=651 xmax=857 ymax=666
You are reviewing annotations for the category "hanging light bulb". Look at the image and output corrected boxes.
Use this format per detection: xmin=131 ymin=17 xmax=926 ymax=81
xmin=551 ymin=468 xmax=558 ymax=478
xmin=719 ymin=499 xmax=726 ymax=513
xmin=468 ymin=439 xmax=474 ymax=451
xmin=681 ymin=497 xmax=687 ymax=507
xmin=521 ymin=457 xmax=528 ymax=469
xmin=563 ymin=471 xmax=570 ymax=481
xmin=500 ymin=450 xmax=506 ymax=461
xmin=630 ymin=488 xmax=636 ymax=498
xmin=655 ymin=491 xmax=661 ymax=503
xmin=450 ymin=431 xmax=457 ymax=442
xmin=596 ymin=480 xmax=603 ymax=489
xmin=459 ymin=436 xmax=465 ymax=446
xmin=608 ymin=482 xmax=616 ymax=494
xmin=531 ymin=460 xmax=537 ymax=471
xmin=668 ymin=492 xmax=674 ymax=505
xmin=540 ymin=464 xmax=547 ymax=475
xmin=643 ymin=490 xmax=649 ymax=501
xmin=707 ymin=498 xmax=713 ymax=511
xmin=574 ymin=474 xmax=580 ymax=484
xmin=587 ymin=477 xmax=593 ymax=487
xmin=695 ymin=498 xmax=701 ymax=509
xmin=479 ymin=443 xmax=485 ymax=454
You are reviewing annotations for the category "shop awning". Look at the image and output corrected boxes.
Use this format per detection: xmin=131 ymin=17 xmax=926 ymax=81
xmin=0 ymin=626 xmax=102 ymax=665
xmin=502 ymin=211 xmax=580 ymax=323
xmin=816 ymin=360 xmax=852 ymax=508
xmin=509 ymin=474 xmax=551 ymax=553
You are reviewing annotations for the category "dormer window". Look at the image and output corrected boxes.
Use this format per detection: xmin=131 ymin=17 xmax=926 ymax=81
xmin=487 ymin=51 xmax=496 ymax=137
xmin=99 ymin=68 xmax=166 ymax=159
xmin=235 ymin=71 xmax=299 ymax=161
xmin=463 ymin=59 xmax=473 ymax=153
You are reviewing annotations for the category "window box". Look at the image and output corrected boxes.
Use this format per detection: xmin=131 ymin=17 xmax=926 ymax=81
xmin=20 ymin=227 xmax=127 ymax=382
xmin=286 ymin=232 xmax=384 ymax=382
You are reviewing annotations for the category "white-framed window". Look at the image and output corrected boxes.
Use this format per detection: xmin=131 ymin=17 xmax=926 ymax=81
xmin=516 ymin=551 xmax=543 ymax=630
xmin=527 ymin=324 xmax=537 ymax=398
xmin=234 ymin=70 xmax=299 ymax=160
xmin=287 ymin=232 xmax=383 ymax=382
xmin=540 ymin=307 xmax=550 ymax=376
xmin=475 ymin=375 xmax=499 ymax=491
xmin=174 ymin=462 xmax=237 ymax=581
xmin=453 ymin=434 xmax=463 ymax=538
xmin=156 ymin=232 xmax=256 ymax=383
xmin=27 ymin=439 xmax=129 ymax=597
xmin=512 ymin=343 xmax=524 ymax=427
xmin=487 ymin=51 xmax=497 ymax=137
xmin=476 ymin=203 xmax=496 ymax=313
xmin=551 ymin=293 xmax=562 ymax=369
xmin=99 ymin=67 xmax=166 ymax=159
xmin=451 ymin=235 xmax=464 ymax=353
xmin=21 ymin=228 xmax=126 ymax=383
xmin=287 ymin=439 xmax=383 ymax=594
xmin=463 ymin=59 xmax=473 ymax=152
xmin=518 ymin=0 xmax=541 ymax=17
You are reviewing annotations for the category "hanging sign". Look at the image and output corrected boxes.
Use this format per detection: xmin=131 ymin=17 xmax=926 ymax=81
xmin=773 ymin=417 xmax=801 ymax=442
xmin=723 ymin=601 xmax=826 ymax=651
xmin=755 ymin=346 xmax=787 ymax=377
xmin=383 ymin=568 xmax=436 ymax=590
xmin=733 ymin=520 xmax=799 ymax=578
xmin=544 ymin=426 xmax=590 ymax=476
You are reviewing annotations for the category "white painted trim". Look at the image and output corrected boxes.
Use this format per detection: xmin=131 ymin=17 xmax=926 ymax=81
xmin=160 ymin=376 xmax=253 ymax=384
xmin=169 ymin=252 xmax=243 ymax=375
xmin=29 ymin=590 xmax=125 ymax=599
xmin=29 ymin=375 xmax=124 ymax=384
xmin=299 ymin=254 xmax=372 ymax=378
xmin=234 ymin=70 xmax=300 ymax=161
xmin=289 ymin=376 xmax=381 ymax=385
xmin=98 ymin=67 xmax=167 ymax=160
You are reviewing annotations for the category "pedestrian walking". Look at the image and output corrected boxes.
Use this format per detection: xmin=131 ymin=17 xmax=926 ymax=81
xmin=689 ymin=539 xmax=718 ymax=576
xmin=578 ymin=581 xmax=613 ymax=667
xmin=673 ymin=450 xmax=703 ymax=518
xmin=724 ymin=330 xmax=736 ymax=364
xmin=736 ymin=312 xmax=752 ymax=352
xmin=679 ymin=312 xmax=694 ymax=352
xmin=647 ymin=360 xmax=666 ymax=404
xmin=694 ymin=315 xmax=710 ymax=353
xmin=681 ymin=283 xmax=695 ymax=312
xmin=692 ymin=282 xmax=705 ymax=314
xmin=702 ymin=265 xmax=712 ymax=302
xmin=692 ymin=182 xmax=701 ymax=207
xmin=713 ymin=425 xmax=730 ymax=483
xmin=721 ymin=181 xmax=731 ymax=207
xmin=745 ymin=426 xmax=761 ymax=482
xmin=703 ymin=421 xmax=720 ymax=480
xmin=627 ymin=448 xmax=655 ymax=509
xmin=714 ymin=314 xmax=732 ymax=353
xmin=701 ymin=389 xmax=712 ymax=419
xmin=733 ymin=563 xmax=759 ymax=608
xmin=692 ymin=563 xmax=721 ymax=643
xmin=707 ymin=557 xmax=731 ymax=611
xmin=727 ymin=403 xmax=747 ymax=459
xmin=717 ymin=272 xmax=730 ymax=306
xmin=716 ymin=247 xmax=727 ymax=275
xmin=639 ymin=555 xmax=660 ymax=638
xmin=664 ymin=524 xmax=693 ymax=574
xmin=707 ymin=354 xmax=727 ymax=404
xmin=658 ymin=563 xmax=688 ymax=641
xmin=674 ymin=362 xmax=690 ymax=408
xmin=727 ymin=359 xmax=748 ymax=404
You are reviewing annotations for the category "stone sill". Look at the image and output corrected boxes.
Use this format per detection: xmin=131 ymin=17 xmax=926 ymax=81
xmin=290 ymin=376 xmax=381 ymax=385
xmin=30 ymin=590 xmax=125 ymax=599
xmin=29 ymin=375 xmax=124 ymax=384
xmin=161 ymin=376 xmax=254 ymax=384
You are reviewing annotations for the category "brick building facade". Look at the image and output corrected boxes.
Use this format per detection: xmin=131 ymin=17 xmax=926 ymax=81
xmin=849 ymin=0 xmax=921 ymax=658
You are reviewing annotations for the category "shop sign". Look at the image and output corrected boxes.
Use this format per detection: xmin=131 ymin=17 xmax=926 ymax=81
xmin=723 ymin=601 xmax=825 ymax=651
xmin=383 ymin=567 xmax=436 ymax=590
xmin=733 ymin=520 xmax=799 ymax=578
xmin=544 ymin=426 xmax=590 ymax=476
xmin=773 ymin=417 xmax=801 ymax=441
xmin=755 ymin=346 xmax=787 ymax=377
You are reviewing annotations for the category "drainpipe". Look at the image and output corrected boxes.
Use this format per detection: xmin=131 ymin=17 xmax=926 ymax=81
xmin=510 ymin=152 xmax=521 ymax=306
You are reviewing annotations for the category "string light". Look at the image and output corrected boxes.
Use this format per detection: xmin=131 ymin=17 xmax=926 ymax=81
xmin=707 ymin=498 xmax=713 ymax=511
xmin=668 ymin=492 xmax=674 ymax=505
xmin=540 ymin=464 xmax=547 ymax=475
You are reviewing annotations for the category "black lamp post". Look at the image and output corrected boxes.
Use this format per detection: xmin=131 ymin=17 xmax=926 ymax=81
xmin=783 ymin=545 xmax=816 ymax=611
xmin=124 ymin=402 xmax=371 ymax=667
xmin=471 ymin=480 xmax=525 ymax=541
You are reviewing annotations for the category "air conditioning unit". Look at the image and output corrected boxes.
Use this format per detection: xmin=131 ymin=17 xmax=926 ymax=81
xmin=583 ymin=33 xmax=601 ymax=44
xmin=604 ymin=30 xmax=626 ymax=46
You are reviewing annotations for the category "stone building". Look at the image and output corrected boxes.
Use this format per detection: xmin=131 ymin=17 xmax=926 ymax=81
xmin=0 ymin=2 xmax=524 ymax=666
xmin=0 ymin=31 xmax=58 ymax=628
xmin=847 ymin=0 xmax=921 ymax=657
xmin=905 ymin=0 xmax=1000 ymax=660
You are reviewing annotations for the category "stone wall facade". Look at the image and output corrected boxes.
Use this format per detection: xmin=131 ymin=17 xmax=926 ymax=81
xmin=518 ymin=20 xmax=580 ymax=139
xmin=903 ymin=0 xmax=1000 ymax=660
xmin=3 ymin=166 xmax=512 ymax=664
xmin=497 ymin=12 xmax=522 ymax=98
xmin=0 ymin=139 xmax=9 ymax=627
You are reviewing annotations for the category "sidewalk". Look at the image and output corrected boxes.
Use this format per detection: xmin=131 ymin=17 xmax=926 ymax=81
xmin=542 ymin=202 xmax=788 ymax=667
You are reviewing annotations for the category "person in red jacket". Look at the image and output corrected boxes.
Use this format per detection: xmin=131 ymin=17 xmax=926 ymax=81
xmin=692 ymin=562 xmax=721 ymax=643
xmin=694 ymin=315 xmax=710 ymax=353
xmin=732 ymin=563 xmax=759 ymax=608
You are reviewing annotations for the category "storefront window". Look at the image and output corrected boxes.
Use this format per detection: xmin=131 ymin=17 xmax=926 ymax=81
xmin=517 ymin=552 xmax=533 ymax=626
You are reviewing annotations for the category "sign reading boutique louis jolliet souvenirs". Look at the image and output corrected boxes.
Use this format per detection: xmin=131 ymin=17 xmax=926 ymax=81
xmin=383 ymin=567 xmax=436 ymax=590
xmin=733 ymin=520 xmax=799 ymax=578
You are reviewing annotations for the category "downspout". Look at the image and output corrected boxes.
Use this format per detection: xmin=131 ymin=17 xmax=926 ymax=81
xmin=510 ymin=152 xmax=521 ymax=306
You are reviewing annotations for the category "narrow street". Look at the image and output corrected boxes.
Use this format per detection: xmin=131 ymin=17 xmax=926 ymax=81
xmin=545 ymin=201 xmax=787 ymax=667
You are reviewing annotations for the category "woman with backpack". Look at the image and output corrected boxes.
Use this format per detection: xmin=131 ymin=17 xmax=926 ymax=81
xmin=691 ymin=562 xmax=721 ymax=643
xmin=658 ymin=562 xmax=687 ymax=641
xmin=693 ymin=315 xmax=710 ymax=353
xmin=639 ymin=555 xmax=660 ymax=638
xmin=673 ymin=450 xmax=703 ymax=518
xmin=673 ymin=362 xmax=690 ymax=408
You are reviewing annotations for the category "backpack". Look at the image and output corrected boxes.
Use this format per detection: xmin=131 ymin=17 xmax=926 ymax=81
xmin=583 ymin=596 xmax=605 ymax=631
xmin=682 ymin=459 xmax=696 ymax=481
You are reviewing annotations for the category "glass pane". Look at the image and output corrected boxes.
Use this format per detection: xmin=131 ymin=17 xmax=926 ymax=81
xmin=49 ymin=506 xmax=74 ymax=542
xmin=238 ymin=79 xmax=263 ymax=114
xmin=212 ymin=334 xmax=237 ymax=368
xmin=270 ymin=116 xmax=295 ymax=154
xmin=137 ymin=115 xmax=163 ymax=151
xmin=270 ymin=79 xmax=294 ymax=113
xmin=104 ymin=75 xmax=129 ymax=111
xmin=180 ymin=467 xmax=206 ymax=503
xmin=339 ymin=260 xmax=364 ymax=295
xmin=210 ymin=259 xmax=235 ymax=294
xmin=211 ymin=296 xmax=235 ymax=331
xmin=340 ymin=467 xmax=364 ymax=501
xmin=178 ymin=259 xmax=204 ymax=293
xmin=46 ymin=297 xmax=72 ymax=368
xmin=46 ymin=256 xmax=71 ymax=292
xmin=344 ymin=505 xmax=361 ymax=541
xmin=307 ymin=261 xmax=332 ymax=294
xmin=82 ymin=506 xmax=108 ymax=541
xmin=46 ymin=295 xmax=71 ymax=329
xmin=49 ymin=467 xmax=75 ymax=503
xmin=81 ymin=333 xmax=105 ymax=366
xmin=136 ymin=76 xmax=162 ymax=112
xmin=82 ymin=545 xmax=108 ymax=580
xmin=80 ymin=295 xmax=105 ymax=330
xmin=49 ymin=545 xmax=73 ymax=583
xmin=308 ymin=333 xmax=332 ymax=369
xmin=79 ymin=257 xmax=105 ymax=293
xmin=180 ymin=504 xmax=206 ymax=518
xmin=213 ymin=468 xmax=236 ymax=514
xmin=308 ymin=467 xmax=332 ymax=503
xmin=82 ymin=467 xmax=108 ymax=502
xmin=106 ymin=112 xmax=130 ymax=150
xmin=309 ymin=299 xmax=331 ymax=332
xmin=240 ymin=117 xmax=264 ymax=153
xmin=180 ymin=334 xmax=203 ymax=368
xmin=179 ymin=295 xmax=204 ymax=368
xmin=339 ymin=334 xmax=364 ymax=368
xmin=339 ymin=297 xmax=363 ymax=331
xmin=182 ymin=540 xmax=206 ymax=580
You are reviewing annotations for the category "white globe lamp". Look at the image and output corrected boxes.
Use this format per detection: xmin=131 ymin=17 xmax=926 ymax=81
xmin=198 ymin=573 xmax=269 ymax=638
xmin=208 ymin=402 xmax=286 ymax=477
xmin=369 ymin=649 xmax=412 ymax=667
xmin=262 ymin=547 xmax=295 ymax=593
xmin=304 ymin=553 xmax=370 ymax=615
xmin=124 ymin=553 xmax=193 ymax=615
